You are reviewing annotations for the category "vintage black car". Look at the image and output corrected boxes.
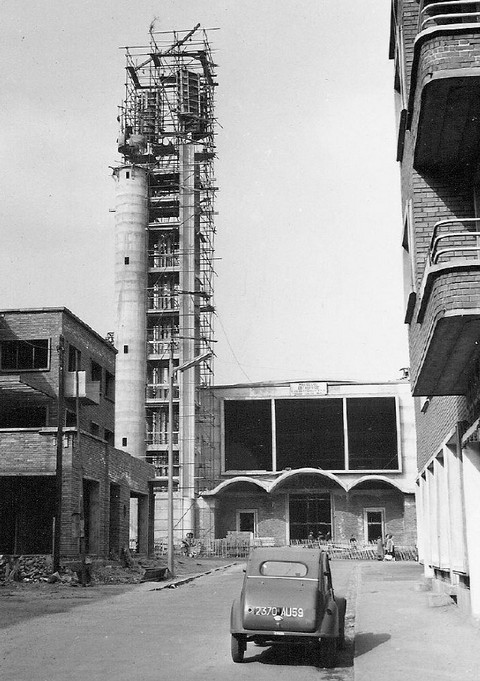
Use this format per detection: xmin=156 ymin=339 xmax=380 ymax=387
xmin=230 ymin=546 xmax=346 ymax=667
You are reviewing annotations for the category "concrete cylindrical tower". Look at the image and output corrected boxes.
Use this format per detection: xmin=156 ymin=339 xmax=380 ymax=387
xmin=114 ymin=165 xmax=148 ymax=459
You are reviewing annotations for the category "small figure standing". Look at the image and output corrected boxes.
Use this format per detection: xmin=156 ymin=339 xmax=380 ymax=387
xmin=182 ymin=532 xmax=195 ymax=557
xmin=307 ymin=531 xmax=315 ymax=542
xmin=385 ymin=534 xmax=395 ymax=561
xmin=376 ymin=536 xmax=385 ymax=561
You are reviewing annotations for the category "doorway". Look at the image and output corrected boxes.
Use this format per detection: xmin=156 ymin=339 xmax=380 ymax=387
xmin=364 ymin=508 xmax=385 ymax=543
xmin=236 ymin=509 xmax=257 ymax=534
xmin=289 ymin=493 xmax=332 ymax=541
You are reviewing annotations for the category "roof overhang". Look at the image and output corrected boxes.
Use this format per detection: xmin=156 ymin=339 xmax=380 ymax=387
xmin=0 ymin=374 xmax=55 ymax=400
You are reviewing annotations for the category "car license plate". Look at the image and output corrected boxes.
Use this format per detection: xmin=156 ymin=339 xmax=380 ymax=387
xmin=251 ymin=606 xmax=304 ymax=617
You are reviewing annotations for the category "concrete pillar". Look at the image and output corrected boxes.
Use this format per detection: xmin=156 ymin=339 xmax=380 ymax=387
xmin=462 ymin=444 xmax=480 ymax=618
xmin=446 ymin=443 xmax=468 ymax=573
xmin=422 ymin=472 xmax=435 ymax=578
xmin=197 ymin=495 xmax=217 ymax=539
xmin=435 ymin=456 xmax=450 ymax=569
xmin=137 ymin=494 xmax=149 ymax=554
xmin=113 ymin=165 xmax=148 ymax=459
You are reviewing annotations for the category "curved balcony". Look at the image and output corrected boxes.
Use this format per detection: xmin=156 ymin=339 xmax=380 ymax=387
xmin=413 ymin=218 xmax=480 ymax=395
xmin=419 ymin=1 xmax=480 ymax=32
xmin=411 ymin=2 xmax=480 ymax=174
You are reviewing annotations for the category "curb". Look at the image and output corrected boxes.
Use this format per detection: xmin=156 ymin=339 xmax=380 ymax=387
xmin=150 ymin=562 xmax=239 ymax=591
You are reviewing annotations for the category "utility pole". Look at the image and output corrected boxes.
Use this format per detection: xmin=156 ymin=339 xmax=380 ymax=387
xmin=167 ymin=341 xmax=175 ymax=578
xmin=167 ymin=349 xmax=212 ymax=578
xmin=53 ymin=335 xmax=65 ymax=572
xmin=75 ymin=349 xmax=87 ymax=586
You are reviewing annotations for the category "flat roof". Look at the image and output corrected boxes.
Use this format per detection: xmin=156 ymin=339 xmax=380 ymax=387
xmin=0 ymin=307 xmax=117 ymax=353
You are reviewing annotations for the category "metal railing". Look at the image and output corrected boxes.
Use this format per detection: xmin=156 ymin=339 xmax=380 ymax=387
xmin=147 ymin=294 xmax=179 ymax=311
xmin=148 ymin=253 xmax=179 ymax=269
xmin=152 ymin=538 xmax=418 ymax=561
xmin=429 ymin=218 xmax=480 ymax=264
xmin=419 ymin=1 xmax=480 ymax=33
xmin=146 ymin=384 xmax=179 ymax=400
xmin=146 ymin=431 xmax=179 ymax=445
xmin=290 ymin=540 xmax=418 ymax=561
xmin=147 ymin=339 xmax=179 ymax=355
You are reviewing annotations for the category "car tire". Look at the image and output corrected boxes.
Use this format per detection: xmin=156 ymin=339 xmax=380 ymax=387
xmin=231 ymin=635 xmax=246 ymax=663
xmin=318 ymin=637 xmax=337 ymax=668
xmin=336 ymin=596 xmax=347 ymax=650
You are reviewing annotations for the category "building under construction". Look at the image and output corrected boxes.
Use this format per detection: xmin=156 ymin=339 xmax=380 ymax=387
xmin=113 ymin=25 xmax=217 ymax=544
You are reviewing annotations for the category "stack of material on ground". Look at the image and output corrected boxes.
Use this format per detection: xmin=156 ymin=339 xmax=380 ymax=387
xmin=0 ymin=555 xmax=53 ymax=583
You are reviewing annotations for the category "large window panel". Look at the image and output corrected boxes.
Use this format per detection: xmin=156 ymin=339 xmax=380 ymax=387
xmin=224 ymin=400 xmax=272 ymax=471
xmin=347 ymin=397 xmax=398 ymax=470
xmin=275 ymin=399 xmax=345 ymax=471
xmin=0 ymin=339 xmax=49 ymax=371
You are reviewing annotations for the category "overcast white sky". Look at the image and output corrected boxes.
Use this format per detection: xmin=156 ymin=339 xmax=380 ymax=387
xmin=0 ymin=1 xmax=408 ymax=385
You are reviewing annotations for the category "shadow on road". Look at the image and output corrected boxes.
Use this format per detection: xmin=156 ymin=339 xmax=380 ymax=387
xmin=354 ymin=632 xmax=391 ymax=656
xmin=242 ymin=640 xmax=354 ymax=669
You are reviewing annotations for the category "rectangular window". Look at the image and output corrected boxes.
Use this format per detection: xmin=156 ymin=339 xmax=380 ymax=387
xmin=104 ymin=428 xmax=115 ymax=445
xmin=347 ymin=397 xmax=399 ymax=470
xmin=90 ymin=422 xmax=100 ymax=437
xmin=68 ymin=345 xmax=81 ymax=372
xmin=0 ymin=339 xmax=49 ymax=371
xmin=224 ymin=400 xmax=272 ymax=471
xmin=91 ymin=360 xmax=102 ymax=391
xmin=275 ymin=399 xmax=345 ymax=471
xmin=402 ymin=200 xmax=416 ymax=322
xmin=0 ymin=404 xmax=47 ymax=428
xmin=105 ymin=370 xmax=115 ymax=400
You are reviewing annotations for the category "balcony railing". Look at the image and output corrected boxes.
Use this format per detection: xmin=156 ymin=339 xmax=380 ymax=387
xmin=148 ymin=253 xmax=179 ymax=269
xmin=147 ymin=339 xmax=179 ymax=355
xmin=146 ymin=431 xmax=179 ymax=445
xmin=147 ymin=294 xmax=179 ymax=312
xmin=146 ymin=384 xmax=179 ymax=400
xmin=419 ymin=1 xmax=480 ymax=33
xmin=429 ymin=218 xmax=480 ymax=265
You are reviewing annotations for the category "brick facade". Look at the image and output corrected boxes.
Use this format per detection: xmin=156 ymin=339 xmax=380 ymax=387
xmin=0 ymin=308 xmax=154 ymax=559
xmin=393 ymin=0 xmax=480 ymax=615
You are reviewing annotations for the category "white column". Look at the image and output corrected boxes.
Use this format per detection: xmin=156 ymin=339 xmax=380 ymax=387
xmin=462 ymin=444 xmax=480 ymax=618
xmin=114 ymin=165 xmax=148 ymax=459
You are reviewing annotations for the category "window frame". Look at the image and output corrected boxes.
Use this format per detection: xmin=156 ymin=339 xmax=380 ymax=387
xmin=0 ymin=338 xmax=50 ymax=372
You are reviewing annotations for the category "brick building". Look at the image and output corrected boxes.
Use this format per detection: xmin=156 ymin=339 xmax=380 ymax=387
xmin=391 ymin=0 xmax=480 ymax=615
xmin=197 ymin=379 xmax=417 ymax=547
xmin=0 ymin=308 xmax=154 ymax=559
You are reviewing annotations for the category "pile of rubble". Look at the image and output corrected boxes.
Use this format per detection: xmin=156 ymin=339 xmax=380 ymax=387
xmin=0 ymin=555 xmax=53 ymax=583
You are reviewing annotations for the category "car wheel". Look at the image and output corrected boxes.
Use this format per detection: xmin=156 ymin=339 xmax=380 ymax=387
xmin=318 ymin=637 xmax=337 ymax=668
xmin=231 ymin=635 xmax=246 ymax=663
xmin=336 ymin=597 xmax=347 ymax=650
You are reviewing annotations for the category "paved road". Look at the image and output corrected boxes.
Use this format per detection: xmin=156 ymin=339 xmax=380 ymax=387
xmin=0 ymin=561 xmax=357 ymax=681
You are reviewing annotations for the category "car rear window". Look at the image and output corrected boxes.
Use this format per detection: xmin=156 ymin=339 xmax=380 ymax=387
xmin=260 ymin=561 xmax=308 ymax=577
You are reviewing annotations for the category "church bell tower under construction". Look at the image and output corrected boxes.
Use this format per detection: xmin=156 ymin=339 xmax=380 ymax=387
xmin=113 ymin=25 xmax=217 ymax=542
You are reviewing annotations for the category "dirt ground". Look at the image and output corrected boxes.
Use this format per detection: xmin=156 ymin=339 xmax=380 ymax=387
xmin=0 ymin=555 xmax=238 ymax=629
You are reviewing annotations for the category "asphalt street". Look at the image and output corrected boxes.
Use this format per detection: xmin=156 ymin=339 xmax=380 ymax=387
xmin=0 ymin=561 xmax=357 ymax=681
